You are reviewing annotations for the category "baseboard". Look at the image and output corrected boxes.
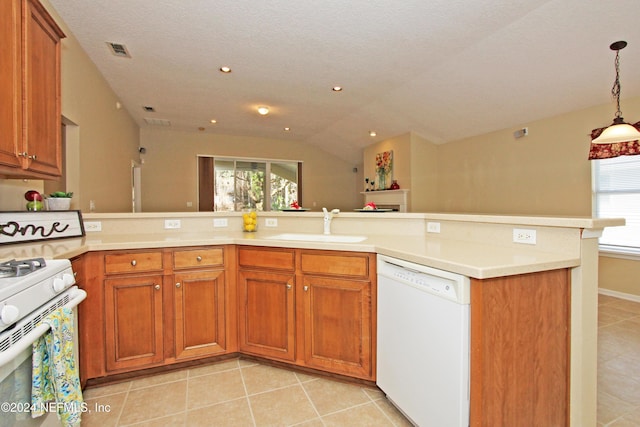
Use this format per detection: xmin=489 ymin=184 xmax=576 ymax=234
xmin=599 ymin=288 xmax=640 ymax=303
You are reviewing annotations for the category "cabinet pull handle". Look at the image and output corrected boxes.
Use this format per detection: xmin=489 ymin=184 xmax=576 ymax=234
xmin=176 ymin=282 xmax=181 ymax=288
xmin=19 ymin=152 xmax=28 ymax=158
xmin=304 ymin=285 xmax=309 ymax=292
xmin=131 ymin=260 xmax=137 ymax=266
xmin=28 ymin=154 xmax=37 ymax=160
xmin=196 ymin=256 xmax=202 ymax=262
xmin=154 ymin=284 xmax=160 ymax=290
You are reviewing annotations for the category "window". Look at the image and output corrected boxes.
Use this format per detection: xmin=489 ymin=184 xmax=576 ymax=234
xmin=198 ymin=156 xmax=301 ymax=212
xmin=593 ymin=155 xmax=640 ymax=252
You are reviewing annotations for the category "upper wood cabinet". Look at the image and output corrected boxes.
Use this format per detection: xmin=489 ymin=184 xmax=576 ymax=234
xmin=0 ymin=0 xmax=65 ymax=178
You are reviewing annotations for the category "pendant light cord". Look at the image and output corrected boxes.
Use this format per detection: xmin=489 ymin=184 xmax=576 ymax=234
xmin=612 ymin=49 xmax=622 ymax=120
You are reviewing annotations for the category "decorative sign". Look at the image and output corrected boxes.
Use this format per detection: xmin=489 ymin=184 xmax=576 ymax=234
xmin=0 ymin=211 xmax=85 ymax=245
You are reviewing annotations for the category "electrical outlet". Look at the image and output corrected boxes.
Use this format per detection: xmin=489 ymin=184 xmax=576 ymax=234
xmin=513 ymin=228 xmax=536 ymax=244
xmin=164 ymin=219 xmax=181 ymax=229
xmin=84 ymin=221 xmax=102 ymax=232
xmin=213 ymin=218 xmax=228 ymax=227
xmin=265 ymin=218 xmax=278 ymax=227
xmin=427 ymin=222 xmax=441 ymax=233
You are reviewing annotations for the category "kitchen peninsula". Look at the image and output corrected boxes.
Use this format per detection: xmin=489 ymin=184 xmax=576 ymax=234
xmin=0 ymin=211 xmax=623 ymax=427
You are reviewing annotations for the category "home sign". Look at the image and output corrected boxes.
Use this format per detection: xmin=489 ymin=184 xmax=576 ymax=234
xmin=0 ymin=211 xmax=85 ymax=245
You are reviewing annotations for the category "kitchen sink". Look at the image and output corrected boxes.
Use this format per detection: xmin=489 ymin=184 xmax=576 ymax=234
xmin=264 ymin=233 xmax=367 ymax=243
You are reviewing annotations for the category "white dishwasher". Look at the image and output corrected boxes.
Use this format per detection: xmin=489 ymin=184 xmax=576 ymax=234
xmin=377 ymin=254 xmax=470 ymax=427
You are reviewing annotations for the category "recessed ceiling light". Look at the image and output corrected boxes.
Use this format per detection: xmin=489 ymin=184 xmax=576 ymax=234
xmin=219 ymin=66 xmax=232 ymax=73
xmin=210 ymin=119 xmax=217 ymax=124
xmin=283 ymin=127 xmax=291 ymax=131
xmin=332 ymin=86 xmax=343 ymax=92
xmin=257 ymin=106 xmax=270 ymax=115
xmin=369 ymin=131 xmax=377 ymax=137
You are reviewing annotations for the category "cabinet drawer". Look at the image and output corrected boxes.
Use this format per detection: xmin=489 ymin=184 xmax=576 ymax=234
xmin=238 ymin=247 xmax=295 ymax=271
xmin=104 ymin=251 xmax=163 ymax=274
xmin=173 ymin=247 xmax=224 ymax=269
xmin=300 ymin=251 xmax=370 ymax=279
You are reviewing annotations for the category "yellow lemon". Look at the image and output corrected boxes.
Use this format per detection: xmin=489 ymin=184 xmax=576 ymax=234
xmin=244 ymin=216 xmax=252 ymax=225
xmin=245 ymin=224 xmax=255 ymax=231
xmin=250 ymin=211 xmax=257 ymax=219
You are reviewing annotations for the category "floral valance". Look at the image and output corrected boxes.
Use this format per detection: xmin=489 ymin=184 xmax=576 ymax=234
xmin=588 ymin=121 xmax=640 ymax=160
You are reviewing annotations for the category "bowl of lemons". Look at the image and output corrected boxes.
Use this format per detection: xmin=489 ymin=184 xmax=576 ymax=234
xmin=242 ymin=210 xmax=258 ymax=232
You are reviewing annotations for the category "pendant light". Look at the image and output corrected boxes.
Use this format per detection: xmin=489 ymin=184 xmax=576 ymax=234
xmin=592 ymin=41 xmax=640 ymax=144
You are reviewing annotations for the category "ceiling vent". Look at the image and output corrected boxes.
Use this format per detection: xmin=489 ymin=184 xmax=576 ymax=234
xmin=144 ymin=118 xmax=171 ymax=126
xmin=107 ymin=42 xmax=131 ymax=58
xmin=142 ymin=106 xmax=155 ymax=112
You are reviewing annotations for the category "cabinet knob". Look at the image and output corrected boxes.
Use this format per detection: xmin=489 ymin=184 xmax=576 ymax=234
xmin=176 ymin=282 xmax=181 ymax=288
xmin=286 ymin=283 xmax=292 ymax=290
xmin=196 ymin=256 xmax=202 ymax=262
xmin=304 ymin=285 xmax=309 ymax=292
xmin=28 ymin=154 xmax=37 ymax=160
xmin=154 ymin=284 xmax=160 ymax=290
xmin=131 ymin=260 xmax=137 ymax=266
xmin=19 ymin=152 xmax=28 ymax=158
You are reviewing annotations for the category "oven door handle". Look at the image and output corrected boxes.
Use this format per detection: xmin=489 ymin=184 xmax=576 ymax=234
xmin=0 ymin=288 xmax=87 ymax=368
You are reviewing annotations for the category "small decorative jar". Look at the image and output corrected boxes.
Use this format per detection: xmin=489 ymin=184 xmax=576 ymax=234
xmin=390 ymin=180 xmax=400 ymax=190
xmin=242 ymin=210 xmax=258 ymax=232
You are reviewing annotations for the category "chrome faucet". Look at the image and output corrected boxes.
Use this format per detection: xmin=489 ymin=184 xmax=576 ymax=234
xmin=322 ymin=207 xmax=340 ymax=234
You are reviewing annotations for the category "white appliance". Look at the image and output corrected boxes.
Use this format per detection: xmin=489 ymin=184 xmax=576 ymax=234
xmin=0 ymin=258 xmax=86 ymax=426
xmin=377 ymin=254 xmax=470 ymax=427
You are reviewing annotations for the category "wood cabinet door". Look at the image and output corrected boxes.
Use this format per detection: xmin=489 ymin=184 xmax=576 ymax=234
xmin=238 ymin=269 xmax=296 ymax=361
xmin=174 ymin=270 xmax=227 ymax=360
xmin=21 ymin=0 xmax=64 ymax=177
xmin=105 ymin=275 xmax=164 ymax=372
xmin=300 ymin=275 xmax=373 ymax=380
xmin=0 ymin=0 xmax=21 ymax=170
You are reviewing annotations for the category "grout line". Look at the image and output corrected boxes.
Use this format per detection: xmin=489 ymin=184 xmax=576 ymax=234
xmin=297 ymin=375 xmax=324 ymax=423
xmin=238 ymin=361 xmax=257 ymax=427
xmin=113 ymin=381 xmax=131 ymax=427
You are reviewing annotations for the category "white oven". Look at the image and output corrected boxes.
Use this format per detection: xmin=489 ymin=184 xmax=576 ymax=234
xmin=0 ymin=259 xmax=86 ymax=426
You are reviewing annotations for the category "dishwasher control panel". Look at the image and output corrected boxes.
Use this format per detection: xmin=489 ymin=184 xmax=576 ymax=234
xmin=377 ymin=254 xmax=470 ymax=304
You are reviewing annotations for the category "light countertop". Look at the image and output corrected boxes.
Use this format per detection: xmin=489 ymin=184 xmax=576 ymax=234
xmin=0 ymin=230 xmax=581 ymax=279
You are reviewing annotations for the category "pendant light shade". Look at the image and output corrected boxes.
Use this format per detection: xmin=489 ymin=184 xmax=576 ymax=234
xmin=592 ymin=119 xmax=640 ymax=144
xmin=592 ymin=41 xmax=640 ymax=145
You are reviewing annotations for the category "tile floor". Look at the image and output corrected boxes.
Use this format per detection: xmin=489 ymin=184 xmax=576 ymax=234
xmin=598 ymin=294 xmax=640 ymax=426
xmin=81 ymin=294 xmax=640 ymax=427
xmin=80 ymin=358 xmax=413 ymax=427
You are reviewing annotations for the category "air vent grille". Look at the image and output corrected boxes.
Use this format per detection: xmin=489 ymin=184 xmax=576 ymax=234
xmin=143 ymin=106 xmax=155 ymax=112
xmin=107 ymin=42 xmax=131 ymax=58
xmin=144 ymin=118 xmax=171 ymax=126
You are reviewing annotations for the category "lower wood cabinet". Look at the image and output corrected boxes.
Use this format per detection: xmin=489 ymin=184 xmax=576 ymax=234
xmin=104 ymin=275 xmax=164 ymax=372
xmin=301 ymin=275 xmax=373 ymax=378
xmin=237 ymin=246 xmax=376 ymax=380
xmin=77 ymin=246 xmax=236 ymax=382
xmin=174 ymin=269 xmax=227 ymax=360
xmin=238 ymin=269 xmax=296 ymax=361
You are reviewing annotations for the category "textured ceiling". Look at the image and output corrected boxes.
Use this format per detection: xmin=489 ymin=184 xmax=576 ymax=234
xmin=48 ymin=0 xmax=640 ymax=164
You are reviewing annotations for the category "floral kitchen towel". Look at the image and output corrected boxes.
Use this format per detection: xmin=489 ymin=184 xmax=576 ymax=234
xmin=31 ymin=307 xmax=83 ymax=427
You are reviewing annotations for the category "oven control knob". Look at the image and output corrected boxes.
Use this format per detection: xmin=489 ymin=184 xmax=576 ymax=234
xmin=1 ymin=305 xmax=19 ymax=325
xmin=62 ymin=273 xmax=75 ymax=286
xmin=53 ymin=277 xmax=66 ymax=292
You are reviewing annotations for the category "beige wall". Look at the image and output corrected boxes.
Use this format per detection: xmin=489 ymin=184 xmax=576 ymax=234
xmin=0 ymin=0 xmax=140 ymax=213
xmin=139 ymin=128 xmax=361 ymax=212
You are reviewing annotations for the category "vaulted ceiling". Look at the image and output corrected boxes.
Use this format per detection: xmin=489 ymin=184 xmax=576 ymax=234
xmin=49 ymin=0 xmax=640 ymax=164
